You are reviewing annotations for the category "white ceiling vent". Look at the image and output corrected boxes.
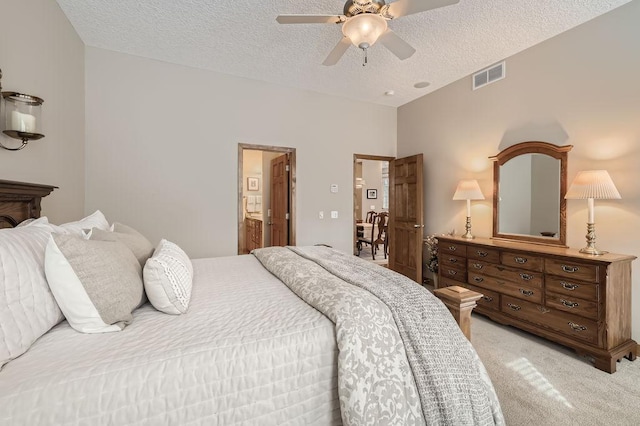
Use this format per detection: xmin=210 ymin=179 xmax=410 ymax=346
xmin=472 ymin=62 xmax=506 ymax=90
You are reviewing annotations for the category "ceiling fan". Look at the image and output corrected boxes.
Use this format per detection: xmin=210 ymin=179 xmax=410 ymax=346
xmin=276 ymin=0 xmax=459 ymax=66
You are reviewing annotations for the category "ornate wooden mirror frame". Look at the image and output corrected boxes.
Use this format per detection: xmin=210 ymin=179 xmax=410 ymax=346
xmin=490 ymin=141 xmax=572 ymax=246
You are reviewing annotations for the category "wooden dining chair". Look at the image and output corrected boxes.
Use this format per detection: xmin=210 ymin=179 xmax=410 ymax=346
xmin=365 ymin=210 xmax=376 ymax=224
xmin=374 ymin=212 xmax=389 ymax=260
xmin=357 ymin=212 xmax=376 ymax=258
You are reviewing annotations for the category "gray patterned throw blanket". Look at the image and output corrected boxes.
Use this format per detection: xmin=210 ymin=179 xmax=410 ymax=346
xmin=253 ymin=246 xmax=504 ymax=426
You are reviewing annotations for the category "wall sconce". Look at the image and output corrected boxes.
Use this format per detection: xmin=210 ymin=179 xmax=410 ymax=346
xmin=453 ymin=179 xmax=485 ymax=239
xmin=565 ymin=170 xmax=621 ymax=255
xmin=0 ymin=68 xmax=45 ymax=151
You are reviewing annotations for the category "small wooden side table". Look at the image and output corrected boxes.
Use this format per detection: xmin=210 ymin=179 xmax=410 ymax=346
xmin=433 ymin=286 xmax=483 ymax=340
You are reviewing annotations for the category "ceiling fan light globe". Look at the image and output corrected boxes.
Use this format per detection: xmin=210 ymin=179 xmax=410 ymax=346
xmin=342 ymin=13 xmax=387 ymax=49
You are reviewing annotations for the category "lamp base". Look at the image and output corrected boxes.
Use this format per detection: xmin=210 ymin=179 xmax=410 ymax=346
xmin=461 ymin=216 xmax=474 ymax=239
xmin=579 ymin=222 xmax=607 ymax=256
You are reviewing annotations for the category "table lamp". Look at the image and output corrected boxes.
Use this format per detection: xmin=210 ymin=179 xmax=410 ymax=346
xmin=453 ymin=179 xmax=485 ymax=239
xmin=565 ymin=170 xmax=621 ymax=255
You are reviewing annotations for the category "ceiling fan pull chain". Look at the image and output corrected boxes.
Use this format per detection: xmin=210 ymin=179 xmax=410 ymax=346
xmin=363 ymin=48 xmax=368 ymax=67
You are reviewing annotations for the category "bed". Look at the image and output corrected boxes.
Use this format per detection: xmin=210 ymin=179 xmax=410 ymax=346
xmin=0 ymin=180 xmax=504 ymax=425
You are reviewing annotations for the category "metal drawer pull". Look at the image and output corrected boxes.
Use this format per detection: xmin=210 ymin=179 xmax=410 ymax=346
xmin=519 ymin=289 xmax=534 ymax=297
xmin=477 ymin=251 xmax=488 ymax=257
xmin=448 ymin=258 xmax=457 ymax=263
xmin=568 ymin=322 xmax=587 ymax=332
xmin=507 ymin=303 xmax=521 ymax=311
xmin=561 ymin=299 xmax=579 ymax=308
xmin=472 ymin=263 xmax=484 ymax=270
xmin=562 ymin=265 xmax=579 ymax=273
xmin=448 ymin=270 xmax=457 ymax=276
xmin=520 ymin=273 xmax=534 ymax=281
xmin=514 ymin=257 xmax=527 ymax=264
xmin=561 ymin=281 xmax=579 ymax=291
xmin=473 ymin=276 xmax=484 ymax=283
xmin=539 ymin=307 xmax=550 ymax=314
xmin=448 ymin=245 xmax=457 ymax=251
xmin=482 ymin=296 xmax=494 ymax=302
xmin=496 ymin=266 xmax=506 ymax=271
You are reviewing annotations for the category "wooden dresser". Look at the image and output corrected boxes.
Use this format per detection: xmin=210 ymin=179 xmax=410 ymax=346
xmin=437 ymin=235 xmax=637 ymax=373
xmin=244 ymin=218 xmax=263 ymax=253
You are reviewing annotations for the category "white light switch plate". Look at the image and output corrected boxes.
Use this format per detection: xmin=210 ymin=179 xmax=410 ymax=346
xmin=331 ymin=211 xmax=338 ymax=219
xmin=330 ymin=184 xmax=339 ymax=193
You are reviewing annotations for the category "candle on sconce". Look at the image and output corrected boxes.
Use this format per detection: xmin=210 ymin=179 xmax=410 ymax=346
xmin=11 ymin=111 xmax=36 ymax=133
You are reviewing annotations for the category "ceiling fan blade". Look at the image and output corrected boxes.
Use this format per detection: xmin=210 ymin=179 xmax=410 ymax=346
xmin=276 ymin=15 xmax=345 ymax=25
xmin=322 ymin=37 xmax=352 ymax=66
xmin=378 ymin=29 xmax=416 ymax=60
xmin=386 ymin=0 xmax=459 ymax=19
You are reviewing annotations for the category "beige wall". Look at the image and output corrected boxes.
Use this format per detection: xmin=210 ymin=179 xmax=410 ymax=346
xmin=0 ymin=0 xmax=85 ymax=223
xmin=242 ymin=149 xmax=263 ymax=220
xmin=361 ymin=160 xmax=385 ymax=215
xmin=398 ymin=1 xmax=640 ymax=340
xmin=85 ymin=47 xmax=396 ymax=258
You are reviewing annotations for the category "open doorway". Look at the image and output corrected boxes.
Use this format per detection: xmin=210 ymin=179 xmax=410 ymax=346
xmin=353 ymin=154 xmax=394 ymax=265
xmin=238 ymin=144 xmax=296 ymax=255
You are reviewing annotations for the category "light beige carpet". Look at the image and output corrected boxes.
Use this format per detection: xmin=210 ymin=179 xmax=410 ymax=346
xmin=357 ymin=245 xmax=388 ymax=266
xmin=471 ymin=314 xmax=640 ymax=425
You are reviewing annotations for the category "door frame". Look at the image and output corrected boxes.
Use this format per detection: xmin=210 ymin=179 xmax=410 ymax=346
xmin=238 ymin=143 xmax=296 ymax=254
xmin=353 ymin=154 xmax=395 ymax=255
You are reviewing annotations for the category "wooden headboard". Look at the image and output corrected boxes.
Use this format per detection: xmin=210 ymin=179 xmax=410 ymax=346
xmin=0 ymin=180 xmax=57 ymax=228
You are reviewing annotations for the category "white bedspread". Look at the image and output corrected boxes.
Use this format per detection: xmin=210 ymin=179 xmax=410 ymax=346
xmin=0 ymin=256 xmax=340 ymax=426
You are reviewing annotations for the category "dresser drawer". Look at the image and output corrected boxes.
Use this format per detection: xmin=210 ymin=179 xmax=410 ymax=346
xmin=468 ymin=274 xmax=542 ymax=304
xmin=440 ymin=254 xmax=466 ymax=269
xmin=440 ymin=242 xmax=467 ymax=257
xmin=545 ymin=276 xmax=599 ymax=301
xmin=545 ymin=259 xmax=599 ymax=283
xmin=467 ymin=247 xmax=500 ymax=263
xmin=546 ymin=292 xmax=599 ymax=321
xmin=501 ymin=296 xmax=598 ymax=345
xmin=464 ymin=283 xmax=500 ymax=311
xmin=501 ymin=251 xmax=543 ymax=272
xmin=440 ymin=265 xmax=466 ymax=283
xmin=467 ymin=260 xmax=543 ymax=288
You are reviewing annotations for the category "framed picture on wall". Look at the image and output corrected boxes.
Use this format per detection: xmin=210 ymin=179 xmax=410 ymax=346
xmin=247 ymin=177 xmax=259 ymax=191
xmin=366 ymin=189 xmax=377 ymax=199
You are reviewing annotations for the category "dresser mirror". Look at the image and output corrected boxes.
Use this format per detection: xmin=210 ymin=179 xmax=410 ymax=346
xmin=490 ymin=141 xmax=572 ymax=246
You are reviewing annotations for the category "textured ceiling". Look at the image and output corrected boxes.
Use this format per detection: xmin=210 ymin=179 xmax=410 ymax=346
xmin=56 ymin=0 xmax=631 ymax=107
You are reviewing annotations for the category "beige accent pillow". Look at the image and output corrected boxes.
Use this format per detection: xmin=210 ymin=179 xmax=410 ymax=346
xmin=89 ymin=223 xmax=154 ymax=267
xmin=44 ymin=234 xmax=144 ymax=333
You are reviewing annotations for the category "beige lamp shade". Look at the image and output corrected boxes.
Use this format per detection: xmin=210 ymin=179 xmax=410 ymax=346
xmin=565 ymin=170 xmax=621 ymax=200
xmin=452 ymin=180 xmax=485 ymax=201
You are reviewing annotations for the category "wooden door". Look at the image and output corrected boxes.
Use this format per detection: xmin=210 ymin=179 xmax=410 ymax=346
xmin=389 ymin=154 xmax=424 ymax=282
xmin=270 ymin=154 xmax=289 ymax=246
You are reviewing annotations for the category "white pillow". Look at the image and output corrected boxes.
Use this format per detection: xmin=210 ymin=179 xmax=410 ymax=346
xmin=144 ymin=239 xmax=193 ymax=315
xmin=0 ymin=219 xmax=64 ymax=370
xmin=45 ymin=234 xmax=144 ymax=333
xmin=58 ymin=210 xmax=109 ymax=236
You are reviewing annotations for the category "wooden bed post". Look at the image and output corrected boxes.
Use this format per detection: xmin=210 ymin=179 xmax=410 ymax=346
xmin=433 ymin=286 xmax=483 ymax=340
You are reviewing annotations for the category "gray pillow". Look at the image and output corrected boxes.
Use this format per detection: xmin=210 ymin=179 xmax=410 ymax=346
xmin=44 ymin=234 xmax=144 ymax=333
xmin=90 ymin=223 xmax=154 ymax=267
